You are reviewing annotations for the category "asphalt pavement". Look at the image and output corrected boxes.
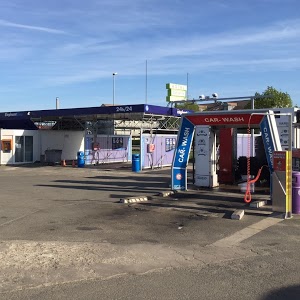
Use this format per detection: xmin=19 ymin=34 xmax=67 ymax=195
xmin=0 ymin=163 xmax=299 ymax=299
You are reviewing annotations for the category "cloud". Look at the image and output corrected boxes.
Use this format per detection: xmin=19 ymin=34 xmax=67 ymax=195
xmin=0 ymin=19 xmax=67 ymax=34
xmin=47 ymin=17 xmax=300 ymax=63
xmin=1 ymin=3 xmax=300 ymax=90
xmin=142 ymin=19 xmax=300 ymax=60
xmin=43 ymin=56 xmax=300 ymax=87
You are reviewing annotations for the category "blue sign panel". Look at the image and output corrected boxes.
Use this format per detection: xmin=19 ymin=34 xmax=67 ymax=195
xmin=171 ymin=117 xmax=194 ymax=190
xmin=260 ymin=116 xmax=275 ymax=172
xmin=173 ymin=117 xmax=194 ymax=168
xmin=172 ymin=167 xmax=187 ymax=190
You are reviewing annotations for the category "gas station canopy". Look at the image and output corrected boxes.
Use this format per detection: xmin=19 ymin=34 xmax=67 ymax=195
xmin=0 ymin=104 xmax=189 ymax=130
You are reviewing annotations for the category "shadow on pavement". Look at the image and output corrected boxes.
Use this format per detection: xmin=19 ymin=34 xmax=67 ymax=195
xmin=262 ymin=285 xmax=300 ymax=300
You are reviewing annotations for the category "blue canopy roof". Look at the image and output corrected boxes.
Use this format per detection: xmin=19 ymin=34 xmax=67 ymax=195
xmin=0 ymin=104 xmax=191 ymax=129
xmin=0 ymin=104 xmax=190 ymax=120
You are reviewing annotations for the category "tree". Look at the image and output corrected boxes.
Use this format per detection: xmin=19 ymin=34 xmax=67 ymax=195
xmin=158 ymin=101 xmax=199 ymax=132
xmin=245 ymin=86 xmax=293 ymax=109
xmin=175 ymin=101 xmax=200 ymax=112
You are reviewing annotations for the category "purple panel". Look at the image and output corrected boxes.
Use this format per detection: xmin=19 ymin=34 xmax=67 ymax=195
xmin=142 ymin=134 xmax=177 ymax=169
xmin=237 ymin=135 xmax=249 ymax=158
xmin=292 ymin=171 xmax=300 ymax=187
xmin=85 ymin=135 xmax=129 ymax=165
xmin=237 ymin=134 xmax=258 ymax=158
xmin=292 ymin=187 xmax=300 ymax=214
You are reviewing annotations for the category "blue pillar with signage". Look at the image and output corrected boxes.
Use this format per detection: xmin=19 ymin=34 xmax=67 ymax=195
xmin=171 ymin=117 xmax=195 ymax=190
xmin=260 ymin=113 xmax=282 ymax=201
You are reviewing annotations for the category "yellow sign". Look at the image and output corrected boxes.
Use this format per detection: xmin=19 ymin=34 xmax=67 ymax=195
xmin=272 ymin=150 xmax=292 ymax=217
xmin=286 ymin=151 xmax=292 ymax=215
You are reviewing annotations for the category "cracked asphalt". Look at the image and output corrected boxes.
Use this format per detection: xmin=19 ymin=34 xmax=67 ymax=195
xmin=0 ymin=164 xmax=300 ymax=299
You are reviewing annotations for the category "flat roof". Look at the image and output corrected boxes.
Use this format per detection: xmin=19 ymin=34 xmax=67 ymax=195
xmin=0 ymin=104 xmax=192 ymax=130
xmin=0 ymin=104 xmax=189 ymax=122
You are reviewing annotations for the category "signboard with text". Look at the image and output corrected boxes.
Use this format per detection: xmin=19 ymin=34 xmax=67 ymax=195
xmin=171 ymin=117 xmax=194 ymax=190
xmin=186 ymin=114 xmax=264 ymax=126
xmin=260 ymin=115 xmax=282 ymax=173
xmin=273 ymin=151 xmax=287 ymax=172
xmin=166 ymin=83 xmax=187 ymax=102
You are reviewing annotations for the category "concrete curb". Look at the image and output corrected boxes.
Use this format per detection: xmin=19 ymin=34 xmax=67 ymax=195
xmin=120 ymin=190 xmax=175 ymax=203
xmin=250 ymin=200 xmax=268 ymax=208
xmin=158 ymin=191 xmax=175 ymax=197
xmin=120 ymin=196 xmax=150 ymax=204
xmin=231 ymin=209 xmax=245 ymax=220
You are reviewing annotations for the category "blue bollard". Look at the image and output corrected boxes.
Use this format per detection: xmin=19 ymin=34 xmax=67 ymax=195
xmin=132 ymin=154 xmax=140 ymax=172
xmin=77 ymin=151 xmax=85 ymax=168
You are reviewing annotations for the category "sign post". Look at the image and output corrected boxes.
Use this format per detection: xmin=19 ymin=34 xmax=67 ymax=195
xmin=272 ymin=151 xmax=292 ymax=217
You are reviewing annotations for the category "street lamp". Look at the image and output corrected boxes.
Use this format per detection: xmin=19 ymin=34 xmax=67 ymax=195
xmin=112 ymin=72 xmax=117 ymax=105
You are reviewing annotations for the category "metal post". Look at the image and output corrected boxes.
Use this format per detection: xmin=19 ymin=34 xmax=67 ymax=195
xmin=287 ymin=113 xmax=293 ymax=218
xmin=112 ymin=72 xmax=117 ymax=105
xmin=192 ymin=134 xmax=195 ymax=184
xmin=251 ymin=97 xmax=255 ymax=156
xmin=56 ymin=97 xmax=59 ymax=110
xmin=140 ymin=127 xmax=142 ymax=171
xmin=145 ymin=60 xmax=148 ymax=104
xmin=186 ymin=73 xmax=189 ymax=100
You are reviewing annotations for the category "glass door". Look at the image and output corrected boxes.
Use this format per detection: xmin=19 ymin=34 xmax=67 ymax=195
xmin=25 ymin=136 xmax=33 ymax=162
xmin=15 ymin=136 xmax=33 ymax=163
xmin=15 ymin=136 xmax=24 ymax=162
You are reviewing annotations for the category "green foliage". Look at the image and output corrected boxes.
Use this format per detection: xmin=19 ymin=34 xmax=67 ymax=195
xmin=245 ymin=86 xmax=293 ymax=109
xmin=175 ymin=102 xmax=200 ymax=112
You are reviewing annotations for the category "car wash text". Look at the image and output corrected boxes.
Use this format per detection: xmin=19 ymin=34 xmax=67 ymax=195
xmin=178 ymin=127 xmax=190 ymax=163
xmin=203 ymin=116 xmax=245 ymax=123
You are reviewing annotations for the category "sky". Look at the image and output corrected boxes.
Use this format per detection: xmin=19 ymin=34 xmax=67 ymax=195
xmin=0 ymin=0 xmax=300 ymax=112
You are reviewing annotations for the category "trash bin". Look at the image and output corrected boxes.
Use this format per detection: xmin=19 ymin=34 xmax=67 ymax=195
xmin=292 ymin=171 xmax=300 ymax=214
xmin=77 ymin=151 xmax=85 ymax=168
xmin=132 ymin=154 xmax=140 ymax=172
xmin=44 ymin=149 xmax=62 ymax=164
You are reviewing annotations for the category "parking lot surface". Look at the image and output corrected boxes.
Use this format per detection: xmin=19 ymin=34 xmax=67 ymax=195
xmin=0 ymin=164 xmax=299 ymax=299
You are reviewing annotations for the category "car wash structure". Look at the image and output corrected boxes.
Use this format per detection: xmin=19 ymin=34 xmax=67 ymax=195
xmin=171 ymin=108 xmax=297 ymax=218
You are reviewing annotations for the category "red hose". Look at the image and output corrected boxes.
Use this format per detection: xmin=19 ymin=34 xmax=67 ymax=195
xmin=244 ymin=189 xmax=252 ymax=203
xmin=243 ymin=113 xmax=270 ymax=203
xmin=243 ymin=165 xmax=267 ymax=203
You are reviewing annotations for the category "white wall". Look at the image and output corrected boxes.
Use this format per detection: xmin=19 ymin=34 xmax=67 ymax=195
xmin=40 ymin=130 xmax=84 ymax=160
xmin=0 ymin=129 xmax=40 ymax=165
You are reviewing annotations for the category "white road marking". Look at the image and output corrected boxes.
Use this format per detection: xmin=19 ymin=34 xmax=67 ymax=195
xmin=211 ymin=215 xmax=284 ymax=247
xmin=0 ymin=210 xmax=41 ymax=227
